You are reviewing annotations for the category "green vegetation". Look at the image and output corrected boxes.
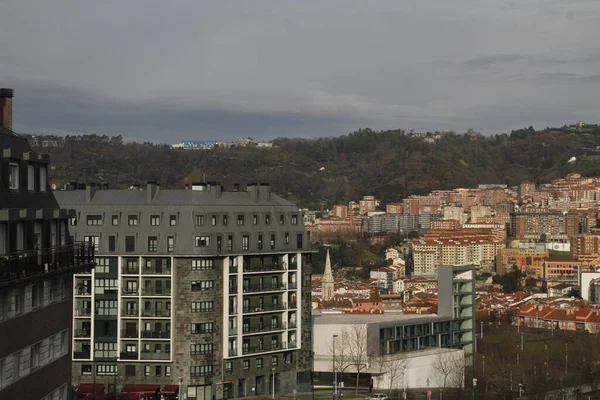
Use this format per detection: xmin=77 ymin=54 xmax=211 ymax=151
xmin=548 ymin=249 xmax=571 ymax=259
xmin=492 ymin=266 xmax=525 ymax=293
xmin=24 ymin=124 xmax=600 ymax=208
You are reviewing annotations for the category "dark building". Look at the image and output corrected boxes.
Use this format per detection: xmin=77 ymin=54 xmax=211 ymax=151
xmin=55 ymin=182 xmax=314 ymax=399
xmin=0 ymin=88 xmax=95 ymax=399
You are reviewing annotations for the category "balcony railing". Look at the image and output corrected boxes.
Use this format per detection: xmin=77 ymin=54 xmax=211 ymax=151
xmin=0 ymin=242 xmax=95 ymax=286
xmin=74 ymin=329 xmax=91 ymax=338
xmin=122 ymin=308 xmax=139 ymax=317
xmin=242 ymin=342 xmax=286 ymax=355
xmin=288 ymin=282 xmax=298 ymax=290
xmin=289 ymin=262 xmax=298 ymax=270
xmin=122 ymin=266 xmax=140 ymax=275
xmin=229 ymin=285 xmax=238 ymax=294
xmin=74 ymin=308 xmax=92 ymax=317
xmin=140 ymin=352 xmax=170 ymax=360
xmin=121 ymin=289 xmax=139 ymax=296
xmin=141 ymin=309 xmax=171 ymax=318
xmin=243 ymin=304 xmax=285 ymax=313
xmin=142 ymin=266 xmax=172 ymax=275
xmin=288 ymin=302 xmax=297 ymax=310
xmin=228 ymin=349 xmax=238 ymax=357
xmin=141 ymin=330 xmax=170 ymax=339
xmin=243 ymin=323 xmax=286 ymax=334
xmin=121 ymin=330 xmax=139 ymax=339
xmin=243 ymin=263 xmax=285 ymax=273
xmin=120 ymin=352 xmax=139 ymax=360
xmin=243 ymin=283 xmax=286 ymax=293
xmin=75 ymin=286 xmax=92 ymax=295
xmin=141 ymin=288 xmax=172 ymax=296
xmin=229 ymin=266 xmax=238 ymax=274
xmin=73 ymin=351 xmax=91 ymax=359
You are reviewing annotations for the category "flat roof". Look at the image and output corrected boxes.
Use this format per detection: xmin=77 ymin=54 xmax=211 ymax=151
xmin=312 ymin=311 xmax=448 ymax=325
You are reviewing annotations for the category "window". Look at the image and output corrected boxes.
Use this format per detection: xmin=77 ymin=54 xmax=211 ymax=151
xmin=280 ymin=214 xmax=285 ymax=225
xmin=191 ymin=322 xmax=214 ymax=334
xmin=39 ymin=166 xmax=47 ymax=191
xmin=145 ymin=365 xmax=151 ymax=376
xmin=225 ymin=361 xmax=233 ymax=372
xmin=223 ymin=214 xmax=228 ymax=226
xmin=253 ymin=214 xmax=258 ymax=225
xmin=217 ymin=235 xmax=222 ymax=251
xmin=108 ymin=236 xmax=116 ymax=252
xmin=256 ymin=358 xmax=263 ymax=368
xmin=155 ymin=366 xmax=162 ymax=377
xmin=96 ymin=364 xmax=117 ymax=375
xmin=128 ymin=215 xmax=138 ymax=226
xmin=96 ymin=257 xmax=111 ymax=274
xmin=195 ymin=236 xmax=210 ymax=247
xmin=30 ymin=342 xmax=41 ymax=370
xmin=195 ymin=215 xmax=206 ymax=226
xmin=292 ymin=214 xmax=298 ymax=225
xmin=169 ymin=215 xmax=177 ymax=226
xmin=227 ymin=235 xmax=233 ymax=251
xmin=191 ymin=259 xmax=214 ymax=270
xmin=191 ymin=301 xmax=215 ymax=312
xmin=285 ymin=233 xmax=289 ymax=245
xmin=297 ymin=234 xmax=303 ymax=249
xmin=242 ymin=235 xmax=249 ymax=251
xmin=190 ymin=365 xmax=213 ymax=377
xmin=165 ymin=366 xmax=171 ymax=377
xmin=125 ymin=365 xmax=136 ymax=377
xmin=112 ymin=215 xmax=119 ymax=225
xmin=125 ymin=236 xmax=135 ymax=252
xmin=243 ymin=360 xmax=249 ymax=370
xmin=265 ymin=214 xmax=271 ymax=225
xmin=150 ymin=215 xmax=160 ymax=226
xmin=258 ymin=234 xmax=263 ymax=250
xmin=237 ymin=214 xmax=245 ymax=226
xmin=270 ymin=234 xmax=276 ymax=249
xmin=148 ymin=236 xmax=158 ymax=252
xmin=87 ymin=215 xmax=102 ymax=226
xmin=70 ymin=217 xmax=77 ymax=226
xmin=271 ymin=355 xmax=278 ymax=366
xmin=190 ymin=343 xmax=213 ymax=355
xmin=167 ymin=236 xmax=174 ymax=252
xmin=82 ymin=365 xmax=92 ymax=375
xmin=27 ymin=165 xmax=35 ymax=191
xmin=9 ymin=163 xmax=19 ymax=189
xmin=211 ymin=215 xmax=217 ymax=226
xmin=84 ymin=236 xmax=100 ymax=252
xmin=191 ymin=281 xmax=214 ymax=292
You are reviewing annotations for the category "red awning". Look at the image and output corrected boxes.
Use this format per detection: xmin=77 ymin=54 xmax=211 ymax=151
xmin=121 ymin=384 xmax=161 ymax=396
xmin=161 ymin=385 xmax=179 ymax=395
xmin=77 ymin=384 xmax=106 ymax=396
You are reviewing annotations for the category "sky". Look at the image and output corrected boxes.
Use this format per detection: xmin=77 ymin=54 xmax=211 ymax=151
xmin=1 ymin=0 xmax=600 ymax=143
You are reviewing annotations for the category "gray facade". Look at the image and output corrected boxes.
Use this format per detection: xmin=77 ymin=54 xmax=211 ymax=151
xmin=368 ymin=213 xmax=439 ymax=234
xmin=0 ymin=88 xmax=95 ymax=400
xmin=56 ymin=182 xmax=313 ymax=399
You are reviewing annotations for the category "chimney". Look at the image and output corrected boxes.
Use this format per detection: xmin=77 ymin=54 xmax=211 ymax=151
xmin=247 ymin=183 xmax=259 ymax=202
xmin=85 ymin=184 xmax=97 ymax=203
xmin=259 ymin=183 xmax=271 ymax=201
xmin=213 ymin=183 xmax=222 ymax=199
xmin=147 ymin=181 xmax=159 ymax=202
xmin=0 ymin=88 xmax=14 ymax=131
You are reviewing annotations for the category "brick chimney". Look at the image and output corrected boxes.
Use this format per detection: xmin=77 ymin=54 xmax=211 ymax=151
xmin=0 ymin=88 xmax=14 ymax=131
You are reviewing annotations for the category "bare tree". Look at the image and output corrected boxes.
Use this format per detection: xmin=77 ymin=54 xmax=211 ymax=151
xmin=373 ymin=353 xmax=409 ymax=394
xmin=347 ymin=325 xmax=369 ymax=394
xmin=328 ymin=330 xmax=351 ymax=389
xmin=433 ymin=350 xmax=465 ymax=388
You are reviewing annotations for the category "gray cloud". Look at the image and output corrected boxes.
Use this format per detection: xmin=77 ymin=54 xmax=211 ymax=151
xmin=1 ymin=1 xmax=600 ymax=142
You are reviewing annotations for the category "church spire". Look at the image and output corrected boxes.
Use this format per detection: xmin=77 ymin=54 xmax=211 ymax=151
xmin=322 ymin=247 xmax=334 ymax=301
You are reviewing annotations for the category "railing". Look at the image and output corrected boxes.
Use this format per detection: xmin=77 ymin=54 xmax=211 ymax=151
xmin=122 ymin=308 xmax=139 ymax=317
xmin=75 ymin=286 xmax=92 ymax=295
xmin=121 ymin=266 xmax=140 ymax=275
xmin=141 ymin=309 xmax=171 ymax=317
xmin=75 ymin=308 xmax=92 ymax=316
xmin=140 ymin=352 xmax=170 ymax=360
xmin=288 ymin=341 xmax=297 ymax=348
xmin=121 ymin=289 xmax=139 ymax=296
xmin=73 ymin=351 xmax=91 ymax=359
xmin=141 ymin=288 xmax=172 ymax=296
xmin=229 ymin=285 xmax=238 ymax=294
xmin=121 ymin=330 xmax=139 ymax=338
xmin=120 ymin=352 xmax=139 ymax=360
xmin=243 ymin=283 xmax=286 ymax=293
xmin=142 ymin=265 xmax=172 ymax=275
xmin=229 ymin=266 xmax=238 ymax=274
xmin=289 ymin=262 xmax=298 ymax=270
xmin=243 ymin=323 xmax=286 ymax=334
xmin=141 ymin=330 xmax=170 ymax=339
xmin=242 ymin=342 xmax=286 ymax=355
xmin=288 ymin=321 xmax=297 ymax=329
xmin=228 ymin=349 xmax=238 ymax=357
xmin=288 ymin=282 xmax=298 ymax=290
xmin=243 ymin=263 xmax=285 ymax=273
xmin=229 ymin=328 xmax=237 ymax=336
xmin=74 ymin=329 xmax=91 ymax=338
xmin=243 ymin=304 xmax=285 ymax=313
xmin=288 ymin=302 xmax=297 ymax=309
xmin=0 ymin=242 xmax=95 ymax=286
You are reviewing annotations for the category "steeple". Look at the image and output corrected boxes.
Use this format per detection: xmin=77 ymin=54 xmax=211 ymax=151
xmin=322 ymin=247 xmax=334 ymax=301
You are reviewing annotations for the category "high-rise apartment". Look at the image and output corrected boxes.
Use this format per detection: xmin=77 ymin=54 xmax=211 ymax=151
xmin=0 ymin=88 xmax=95 ymax=399
xmin=56 ymin=182 xmax=313 ymax=399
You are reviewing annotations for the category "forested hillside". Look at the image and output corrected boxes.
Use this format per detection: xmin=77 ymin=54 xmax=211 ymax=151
xmin=23 ymin=126 xmax=600 ymax=209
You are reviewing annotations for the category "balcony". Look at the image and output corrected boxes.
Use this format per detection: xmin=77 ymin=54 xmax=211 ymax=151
xmin=120 ymin=352 xmax=139 ymax=360
xmin=141 ymin=288 xmax=171 ymax=297
xmin=121 ymin=330 xmax=139 ymax=339
xmin=122 ymin=266 xmax=140 ymax=275
xmin=121 ymin=289 xmax=139 ymax=297
xmin=141 ymin=309 xmax=171 ymax=318
xmin=229 ymin=266 xmax=238 ymax=274
xmin=74 ymin=329 xmax=91 ymax=338
xmin=74 ymin=308 xmax=92 ymax=317
xmin=228 ymin=349 xmax=238 ymax=357
xmin=289 ymin=262 xmax=297 ymax=270
xmin=73 ymin=351 xmax=91 ymax=359
xmin=243 ymin=262 xmax=285 ymax=273
xmin=288 ymin=282 xmax=298 ymax=290
xmin=288 ymin=302 xmax=297 ymax=310
xmin=243 ymin=304 xmax=285 ymax=314
xmin=243 ymin=283 xmax=286 ymax=294
xmin=75 ymin=286 xmax=92 ymax=296
xmin=142 ymin=265 xmax=172 ymax=275
xmin=242 ymin=342 xmax=286 ymax=355
xmin=141 ymin=330 xmax=170 ymax=339
xmin=0 ymin=242 xmax=95 ymax=287
xmin=122 ymin=308 xmax=139 ymax=317
xmin=229 ymin=285 xmax=238 ymax=294
xmin=140 ymin=352 xmax=170 ymax=361
xmin=243 ymin=323 xmax=286 ymax=334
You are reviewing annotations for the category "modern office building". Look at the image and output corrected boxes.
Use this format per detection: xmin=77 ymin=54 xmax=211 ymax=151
xmin=0 ymin=88 xmax=95 ymax=399
xmin=56 ymin=182 xmax=313 ymax=399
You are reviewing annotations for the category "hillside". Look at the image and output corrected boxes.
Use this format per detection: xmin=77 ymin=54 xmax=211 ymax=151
xmin=23 ymin=126 xmax=600 ymax=209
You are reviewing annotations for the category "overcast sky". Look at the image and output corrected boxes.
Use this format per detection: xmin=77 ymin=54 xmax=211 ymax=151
xmin=2 ymin=1 xmax=600 ymax=143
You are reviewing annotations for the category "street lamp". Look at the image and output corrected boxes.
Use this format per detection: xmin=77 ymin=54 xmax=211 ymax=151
xmin=271 ymin=368 xmax=275 ymax=399
xmin=333 ymin=335 xmax=338 ymax=398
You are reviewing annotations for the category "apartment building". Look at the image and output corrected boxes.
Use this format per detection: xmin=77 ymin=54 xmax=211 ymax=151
xmin=56 ymin=182 xmax=313 ymax=399
xmin=359 ymin=196 xmax=377 ymax=215
xmin=0 ymin=88 xmax=95 ymax=399
xmin=367 ymin=213 xmax=439 ymax=234
xmin=510 ymin=212 xmax=566 ymax=240
xmin=571 ymin=234 xmax=600 ymax=260
xmin=495 ymin=247 xmax=548 ymax=275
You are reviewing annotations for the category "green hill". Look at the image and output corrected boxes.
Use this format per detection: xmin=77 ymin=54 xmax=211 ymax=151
xmin=23 ymin=125 xmax=600 ymax=209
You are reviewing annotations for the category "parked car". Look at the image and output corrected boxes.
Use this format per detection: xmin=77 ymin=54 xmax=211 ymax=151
xmin=365 ymin=394 xmax=389 ymax=400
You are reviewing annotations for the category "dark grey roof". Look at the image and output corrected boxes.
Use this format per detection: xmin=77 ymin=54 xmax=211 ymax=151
xmin=0 ymin=126 xmax=31 ymax=154
xmin=54 ymin=189 xmax=298 ymax=208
